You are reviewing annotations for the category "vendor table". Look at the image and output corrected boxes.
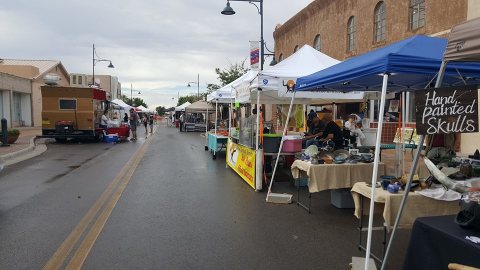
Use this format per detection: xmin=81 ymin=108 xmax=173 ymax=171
xmin=208 ymin=132 xmax=228 ymax=160
xmin=291 ymin=160 xmax=386 ymax=212
xmin=351 ymin=182 xmax=460 ymax=263
xmin=403 ymin=215 xmax=480 ymax=269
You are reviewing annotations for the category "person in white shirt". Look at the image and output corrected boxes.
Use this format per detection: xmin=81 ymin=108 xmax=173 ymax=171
xmin=179 ymin=112 xmax=185 ymax=132
xmin=344 ymin=114 xmax=365 ymax=146
xmin=100 ymin=111 xmax=109 ymax=129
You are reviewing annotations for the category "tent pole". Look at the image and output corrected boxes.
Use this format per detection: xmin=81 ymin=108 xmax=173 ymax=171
xmin=215 ymin=99 xmax=218 ymax=135
xmin=205 ymin=101 xmax=209 ymax=151
xmin=266 ymin=91 xmax=296 ymax=196
xmin=380 ymin=60 xmax=448 ymax=270
xmin=255 ymin=89 xmax=263 ymax=191
xmin=364 ymin=73 xmax=389 ymax=270
xmin=402 ymin=92 xmax=406 ymax=175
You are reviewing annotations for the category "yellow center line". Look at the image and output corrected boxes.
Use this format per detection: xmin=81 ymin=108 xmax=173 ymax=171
xmin=65 ymin=142 xmax=148 ymax=269
xmin=43 ymin=136 xmax=152 ymax=270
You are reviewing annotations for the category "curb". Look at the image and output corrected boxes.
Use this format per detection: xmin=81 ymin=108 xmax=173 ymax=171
xmin=1 ymin=136 xmax=47 ymax=166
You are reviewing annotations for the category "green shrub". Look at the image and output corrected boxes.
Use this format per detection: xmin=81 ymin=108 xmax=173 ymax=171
xmin=7 ymin=129 xmax=20 ymax=136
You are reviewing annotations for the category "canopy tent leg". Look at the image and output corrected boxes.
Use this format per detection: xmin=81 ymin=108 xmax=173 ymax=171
xmin=255 ymin=90 xmax=263 ymax=191
xmin=205 ymin=104 xmax=209 ymax=151
xmin=380 ymin=60 xmax=448 ymax=270
xmin=402 ymin=91 xmax=406 ymax=176
xmin=266 ymin=91 xmax=296 ymax=203
xmin=364 ymin=73 xmax=389 ymax=270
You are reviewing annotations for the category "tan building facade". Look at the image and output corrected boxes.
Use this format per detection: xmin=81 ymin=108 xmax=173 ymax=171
xmin=0 ymin=72 xmax=32 ymax=127
xmin=0 ymin=60 xmax=70 ymax=127
xmin=70 ymin=73 xmax=121 ymax=100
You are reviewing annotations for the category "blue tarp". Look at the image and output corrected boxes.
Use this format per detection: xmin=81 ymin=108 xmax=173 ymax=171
xmin=296 ymin=35 xmax=480 ymax=92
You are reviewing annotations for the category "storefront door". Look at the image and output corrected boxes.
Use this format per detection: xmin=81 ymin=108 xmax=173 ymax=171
xmin=12 ymin=92 xmax=22 ymax=126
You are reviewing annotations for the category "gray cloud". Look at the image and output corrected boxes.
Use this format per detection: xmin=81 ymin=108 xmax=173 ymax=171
xmin=0 ymin=0 xmax=312 ymax=108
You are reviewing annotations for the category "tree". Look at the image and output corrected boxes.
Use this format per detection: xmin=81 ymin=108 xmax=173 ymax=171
xmin=177 ymin=94 xmax=199 ymax=106
xmin=215 ymin=59 xmax=248 ymax=87
xmin=155 ymin=106 xmax=166 ymax=116
xmin=120 ymin=94 xmax=147 ymax=107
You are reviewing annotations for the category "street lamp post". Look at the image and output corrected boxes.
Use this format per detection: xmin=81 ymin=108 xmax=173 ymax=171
xmin=187 ymin=73 xmax=200 ymax=99
xmin=92 ymin=43 xmax=114 ymax=87
xmin=221 ymin=0 xmax=265 ymax=70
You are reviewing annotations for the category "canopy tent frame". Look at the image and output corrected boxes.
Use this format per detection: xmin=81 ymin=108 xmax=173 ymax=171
xmin=293 ymin=34 xmax=480 ymax=270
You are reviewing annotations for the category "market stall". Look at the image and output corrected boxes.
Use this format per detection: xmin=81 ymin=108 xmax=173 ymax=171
xmin=184 ymin=101 xmax=213 ymax=132
xmin=205 ymin=77 xmax=239 ymax=159
xmin=295 ymin=34 xmax=480 ymax=270
xmin=109 ymin=99 xmax=132 ymax=141
xmin=174 ymin=102 xmax=191 ymax=128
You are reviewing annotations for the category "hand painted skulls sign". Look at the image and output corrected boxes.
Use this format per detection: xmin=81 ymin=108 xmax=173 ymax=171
xmin=415 ymin=85 xmax=479 ymax=135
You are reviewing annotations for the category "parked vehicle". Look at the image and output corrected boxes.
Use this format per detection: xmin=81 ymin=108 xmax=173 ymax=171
xmin=41 ymin=86 xmax=108 ymax=142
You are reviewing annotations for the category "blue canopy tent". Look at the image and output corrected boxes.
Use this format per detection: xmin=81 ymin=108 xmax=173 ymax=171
xmin=296 ymin=35 xmax=480 ymax=92
xmin=290 ymin=35 xmax=480 ymax=270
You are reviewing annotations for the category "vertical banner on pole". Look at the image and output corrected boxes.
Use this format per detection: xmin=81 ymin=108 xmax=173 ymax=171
xmin=250 ymin=41 xmax=260 ymax=71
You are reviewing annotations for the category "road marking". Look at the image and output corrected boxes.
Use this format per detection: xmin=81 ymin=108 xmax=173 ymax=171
xmin=65 ymin=142 xmax=147 ymax=269
xmin=43 ymin=138 xmax=151 ymax=270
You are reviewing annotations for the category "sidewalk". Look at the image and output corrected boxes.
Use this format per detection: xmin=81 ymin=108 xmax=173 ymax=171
xmin=0 ymin=127 xmax=43 ymax=165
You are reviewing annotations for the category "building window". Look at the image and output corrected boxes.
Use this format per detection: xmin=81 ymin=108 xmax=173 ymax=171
xmin=313 ymin=35 xmax=321 ymax=51
xmin=72 ymin=75 xmax=77 ymax=85
xmin=293 ymin=45 xmax=299 ymax=53
xmin=278 ymin=53 xmax=284 ymax=62
xmin=410 ymin=0 xmax=425 ymax=29
xmin=78 ymin=75 xmax=83 ymax=85
xmin=374 ymin=1 xmax=386 ymax=42
xmin=347 ymin=16 xmax=356 ymax=52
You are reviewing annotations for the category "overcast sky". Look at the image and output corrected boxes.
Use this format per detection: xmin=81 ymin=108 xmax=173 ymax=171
xmin=0 ymin=0 xmax=312 ymax=108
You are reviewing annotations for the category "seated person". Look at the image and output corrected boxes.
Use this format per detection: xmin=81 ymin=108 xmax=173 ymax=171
xmin=303 ymin=117 xmax=325 ymax=147
xmin=305 ymin=113 xmax=344 ymax=150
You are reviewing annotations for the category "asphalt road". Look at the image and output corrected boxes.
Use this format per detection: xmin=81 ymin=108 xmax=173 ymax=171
xmin=0 ymin=125 xmax=410 ymax=270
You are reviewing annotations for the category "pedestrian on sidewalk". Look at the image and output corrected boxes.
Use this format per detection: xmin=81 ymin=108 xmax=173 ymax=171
xmin=149 ymin=115 xmax=154 ymax=133
xmin=129 ymin=108 xmax=138 ymax=141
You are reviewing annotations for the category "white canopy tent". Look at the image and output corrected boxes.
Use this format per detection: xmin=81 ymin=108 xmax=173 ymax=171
xmin=111 ymin=99 xmax=132 ymax=109
xmin=136 ymin=105 xmax=153 ymax=113
xmin=174 ymin=102 xmax=191 ymax=112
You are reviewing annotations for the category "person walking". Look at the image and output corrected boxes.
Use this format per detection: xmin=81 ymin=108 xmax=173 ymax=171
xmin=179 ymin=112 xmax=185 ymax=132
xmin=129 ymin=108 xmax=139 ymax=141
xmin=149 ymin=115 xmax=154 ymax=133
xmin=143 ymin=115 xmax=148 ymax=134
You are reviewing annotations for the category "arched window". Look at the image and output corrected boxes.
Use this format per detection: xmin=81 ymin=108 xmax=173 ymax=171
xmin=347 ymin=16 xmax=355 ymax=52
xmin=410 ymin=0 xmax=425 ymax=29
xmin=293 ymin=45 xmax=299 ymax=53
xmin=374 ymin=1 xmax=386 ymax=42
xmin=313 ymin=35 xmax=321 ymax=51
xmin=278 ymin=53 xmax=284 ymax=62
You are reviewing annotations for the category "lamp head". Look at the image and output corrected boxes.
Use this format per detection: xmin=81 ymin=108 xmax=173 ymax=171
xmin=138 ymin=91 xmax=141 ymax=94
xmin=269 ymin=56 xmax=277 ymax=66
xmin=187 ymin=83 xmax=191 ymax=87
xmin=108 ymin=61 xmax=114 ymax=68
xmin=221 ymin=1 xmax=235 ymax=15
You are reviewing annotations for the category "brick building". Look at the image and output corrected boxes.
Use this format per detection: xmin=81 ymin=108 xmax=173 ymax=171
xmin=274 ymin=0 xmax=479 ymax=62
xmin=272 ymin=0 xmax=480 ymax=151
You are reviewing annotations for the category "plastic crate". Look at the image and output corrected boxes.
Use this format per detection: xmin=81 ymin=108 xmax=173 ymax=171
xmin=330 ymin=188 xmax=354 ymax=209
xmin=282 ymin=139 xmax=302 ymax=152
xmin=291 ymin=177 xmax=308 ymax=187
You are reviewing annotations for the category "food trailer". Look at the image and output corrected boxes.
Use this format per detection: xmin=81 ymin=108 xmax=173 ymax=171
xmin=41 ymin=86 xmax=108 ymax=142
